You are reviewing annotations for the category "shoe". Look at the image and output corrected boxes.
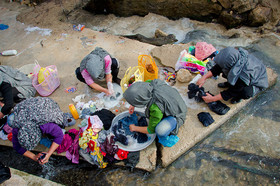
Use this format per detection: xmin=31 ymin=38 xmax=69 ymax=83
xmin=230 ymin=97 xmax=242 ymax=104
xmin=218 ymin=82 xmax=230 ymax=88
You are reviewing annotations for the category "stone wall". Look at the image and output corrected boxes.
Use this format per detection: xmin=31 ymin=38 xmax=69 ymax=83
xmin=84 ymin=0 xmax=280 ymax=31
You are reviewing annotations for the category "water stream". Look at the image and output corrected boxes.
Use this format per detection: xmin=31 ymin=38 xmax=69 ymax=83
xmin=1 ymin=11 xmax=279 ymax=186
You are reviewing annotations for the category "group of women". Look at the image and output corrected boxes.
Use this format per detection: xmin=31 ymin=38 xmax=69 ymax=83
xmin=0 ymin=46 xmax=268 ymax=165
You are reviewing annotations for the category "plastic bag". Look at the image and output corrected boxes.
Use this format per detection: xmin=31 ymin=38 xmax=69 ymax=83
xmin=0 ymin=161 xmax=11 ymax=184
xmin=175 ymin=50 xmax=207 ymax=75
xmin=158 ymin=135 xmax=179 ymax=147
xmin=32 ymin=61 xmax=60 ymax=96
xmin=138 ymin=55 xmax=158 ymax=81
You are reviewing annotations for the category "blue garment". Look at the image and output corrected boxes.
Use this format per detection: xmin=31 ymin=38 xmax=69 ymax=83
xmin=113 ymin=113 xmax=149 ymax=145
xmin=0 ymin=24 xmax=9 ymax=30
xmin=118 ymin=112 xmax=138 ymax=135
xmin=158 ymin=135 xmax=179 ymax=147
xmin=39 ymin=137 xmax=52 ymax=148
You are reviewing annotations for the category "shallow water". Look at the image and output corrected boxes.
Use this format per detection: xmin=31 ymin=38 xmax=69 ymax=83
xmin=1 ymin=12 xmax=280 ymax=186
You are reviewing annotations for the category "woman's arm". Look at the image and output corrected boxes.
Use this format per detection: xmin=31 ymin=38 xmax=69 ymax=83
xmin=129 ymin=124 xmax=149 ymax=134
xmin=39 ymin=142 xmax=60 ymax=164
xmin=89 ymin=82 xmax=110 ymax=95
xmin=202 ymin=93 xmax=223 ymax=103
xmin=196 ymin=71 xmax=213 ymax=87
xmin=38 ymin=123 xmax=64 ymax=164
xmin=23 ymin=151 xmax=40 ymax=161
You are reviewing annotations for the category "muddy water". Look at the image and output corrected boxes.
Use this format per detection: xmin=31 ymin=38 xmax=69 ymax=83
xmin=1 ymin=12 xmax=280 ymax=186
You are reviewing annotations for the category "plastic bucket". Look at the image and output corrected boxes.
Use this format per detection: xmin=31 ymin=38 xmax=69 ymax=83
xmin=138 ymin=55 xmax=158 ymax=81
xmin=120 ymin=66 xmax=145 ymax=92
xmin=110 ymin=111 xmax=156 ymax=152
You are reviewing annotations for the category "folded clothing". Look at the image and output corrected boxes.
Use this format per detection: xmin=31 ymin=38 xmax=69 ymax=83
xmin=197 ymin=112 xmax=214 ymax=127
xmin=208 ymin=101 xmax=230 ymax=115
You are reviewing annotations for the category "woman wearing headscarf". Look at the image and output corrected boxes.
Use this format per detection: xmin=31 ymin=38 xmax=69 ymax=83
xmin=7 ymin=97 xmax=68 ymax=165
xmin=0 ymin=66 xmax=36 ymax=127
xmin=197 ymin=47 xmax=268 ymax=104
xmin=75 ymin=47 xmax=121 ymax=96
xmin=123 ymin=79 xmax=187 ymax=139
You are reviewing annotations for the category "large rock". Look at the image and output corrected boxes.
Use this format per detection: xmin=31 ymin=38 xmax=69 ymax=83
xmin=248 ymin=5 xmax=272 ymax=27
xmin=176 ymin=69 xmax=192 ymax=83
xmin=85 ymin=0 xmax=280 ymax=30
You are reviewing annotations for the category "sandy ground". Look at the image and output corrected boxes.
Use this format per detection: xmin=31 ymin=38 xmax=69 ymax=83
xmin=0 ymin=0 xmax=278 ymax=174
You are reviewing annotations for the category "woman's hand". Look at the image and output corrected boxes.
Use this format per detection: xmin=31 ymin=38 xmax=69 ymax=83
xmin=129 ymin=105 xmax=135 ymax=114
xmin=196 ymin=77 xmax=206 ymax=88
xmin=129 ymin=124 xmax=136 ymax=132
xmin=202 ymin=93 xmax=215 ymax=103
xmin=38 ymin=152 xmax=50 ymax=165
xmin=104 ymin=89 xmax=111 ymax=96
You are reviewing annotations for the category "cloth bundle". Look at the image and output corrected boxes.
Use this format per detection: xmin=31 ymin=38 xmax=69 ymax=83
xmin=188 ymin=83 xmax=230 ymax=115
xmin=197 ymin=112 xmax=215 ymax=127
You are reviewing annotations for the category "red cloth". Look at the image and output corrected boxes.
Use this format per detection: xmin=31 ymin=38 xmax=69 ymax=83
xmin=88 ymin=140 xmax=95 ymax=152
xmin=116 ymin=149 xmax=129 ymax=160
xmin=7 ymin=133 xmax=12 ymax=142
xmin=195 ymin=42 xmax=216 ymax=61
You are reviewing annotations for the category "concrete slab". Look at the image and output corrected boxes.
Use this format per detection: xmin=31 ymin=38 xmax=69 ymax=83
xmin=151 ymin=44 xmax=278 ymax=167
xmin=1 ymin=168 xmax=63 ymax=186
xmin=0 ymin=3 xmax=157 ymax=172
xmin=0 ymin=1 xmax=278 ymax=172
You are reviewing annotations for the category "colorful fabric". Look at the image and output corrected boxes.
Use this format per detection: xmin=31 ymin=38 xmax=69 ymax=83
xmin=79 ymin=127 xmax=107 ymax=168
xmin=195 ymin=42 xmax=216 ymax=61
xmin=175 ymin=50 xmax=207 ymax=75
xmin=116 ymin=149 xmax=129 ymax=160
xmin=88 ymin=115 xmax=103 ymax=130
xmin=66 ymin=128 xmax=81 ymax=164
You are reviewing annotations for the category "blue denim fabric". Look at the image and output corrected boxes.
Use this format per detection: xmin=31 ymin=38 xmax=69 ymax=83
xmin=155 ymin=116 xmax=177 ymax=137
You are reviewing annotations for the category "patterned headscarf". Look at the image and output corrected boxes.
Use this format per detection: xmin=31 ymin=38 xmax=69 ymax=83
xmin=10 ymin=97 xmax=67 ymax=150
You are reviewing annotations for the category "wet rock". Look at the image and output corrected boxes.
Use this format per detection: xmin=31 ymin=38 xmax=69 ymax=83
xmin=176 ymin=69 xmax=192 ymax=83
xmin=85 ymin=0 xmax=280 ymax=30
xmin=218 ymin=0 xmax=231 ymax=9
xmin=219 ymin=10 xmax=243 ymax=29
xmin=249 ymin=6 xmax=271 ymax=26
xmin=232 ymin=0 xmax=257 ymax=14
xmin=122 ymin=33 xmax=178 ymax=46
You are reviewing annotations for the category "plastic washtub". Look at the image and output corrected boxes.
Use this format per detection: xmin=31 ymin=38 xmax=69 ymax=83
xmin=110 ymin=111 xmax=156 ymax=152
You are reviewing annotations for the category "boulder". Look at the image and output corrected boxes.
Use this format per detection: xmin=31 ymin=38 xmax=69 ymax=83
xmin=249 ymin=5 xmax=271 ymax=26
xmin=176 ymin=69 xmax=192 ymax=83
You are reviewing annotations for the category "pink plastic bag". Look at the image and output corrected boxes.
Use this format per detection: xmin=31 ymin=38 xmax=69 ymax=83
xmin=32 ymin=62 xmax=60 ymax=96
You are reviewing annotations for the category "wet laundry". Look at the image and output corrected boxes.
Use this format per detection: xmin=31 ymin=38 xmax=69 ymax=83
xmin=188 ymin=83 xmax=230 ymax=115
xmin=112 ymin=113 xmax=149 ymax=145
xmin=197 ymin=112 xmax=215 ymax=127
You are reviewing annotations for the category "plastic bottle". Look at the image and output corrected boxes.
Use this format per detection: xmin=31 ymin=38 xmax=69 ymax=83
xmin=1 ymin=50 xmax=17 ymax=56
xmin=189 ymin=74 xmax=202 ymax=84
